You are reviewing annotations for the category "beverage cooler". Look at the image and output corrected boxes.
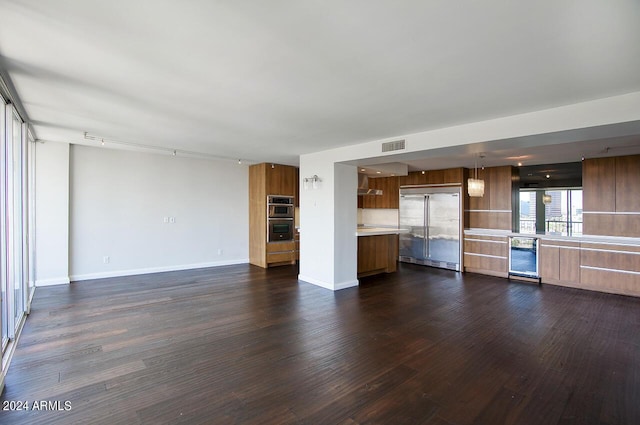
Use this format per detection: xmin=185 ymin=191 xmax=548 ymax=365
xmin=508 ymin=236 xmax=541 ymax=283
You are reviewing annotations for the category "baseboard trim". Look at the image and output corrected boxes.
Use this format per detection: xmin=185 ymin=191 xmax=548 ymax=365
xmin=35 ymin=277 xmax=71 ymax=287
xmin=298 ymin=275 xmax=359 ymax=291
xmin=70 ymin=259 xmax=249 ymax=282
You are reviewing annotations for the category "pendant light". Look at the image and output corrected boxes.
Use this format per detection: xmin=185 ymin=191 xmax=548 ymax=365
xmin=468 ymin=154 xmax=485 ymax=197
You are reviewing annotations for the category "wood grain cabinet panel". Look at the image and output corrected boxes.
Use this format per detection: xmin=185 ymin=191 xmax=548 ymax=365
xmin=580 ymin=242 xmax=640 ymax=297
xmin=443 ymin=168 xmax=464 ymax=184
xmin=539 ymin=239 xmax=580 ymax=286
xmin=463 ymin=234 xmax=508 ymax=277
xmin=489 ymin=166 xmax=513 ymax=211
xmin=615 ymin=155 xmax=640 ymax=212
xmin=583 ymin=155 xmax=640 ymax=237
xmin=466 ymin=166 xmax=516 ymax=230
xmin=540 ymin=244 xmax=560 ymax=281
xmin=266 ymin=163 xmax=297 ymax=197
xmin=358 ymin=234 xmax=398 ymax=277
xmin=249 ymin=163 xmax=298 ymax=268
xmin=559 ymin=246 xmax=581 ymax=283
xmin=361 ymin=176 xmax=400 ymax=209
xmin=583 ymin=157 xmax=616 ymax=212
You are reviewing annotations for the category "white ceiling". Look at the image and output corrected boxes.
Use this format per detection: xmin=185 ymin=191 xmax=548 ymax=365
xmin=1 ymin=1 xmax=640 ymax=167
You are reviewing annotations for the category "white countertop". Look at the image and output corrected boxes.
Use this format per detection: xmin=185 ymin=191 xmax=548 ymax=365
xmin=464 ymin=228 xmax=640 ymax=245
xmin=356 ymin=227 xmax=408 ymax=236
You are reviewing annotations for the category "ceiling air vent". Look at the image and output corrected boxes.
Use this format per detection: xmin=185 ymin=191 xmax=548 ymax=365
xmin=381 ymin=139 xmax=405 ymax=152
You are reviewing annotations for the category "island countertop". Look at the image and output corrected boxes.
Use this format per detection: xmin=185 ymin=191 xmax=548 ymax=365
xmin=356 ymin=227 xmax=409 ymax=237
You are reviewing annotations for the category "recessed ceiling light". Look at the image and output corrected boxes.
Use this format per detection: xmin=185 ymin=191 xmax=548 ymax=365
xmin=360 ymin=168 xmax=366 ymax=172
xmin=517 ymin=162 xmax=522 ymax=166
xmin=546 ymin=174 xmax=550 ymax=178
xmin=421 ymin=171 xmax=425 ymax=174
xmin=376 ymin=171 xmax=381 ymax=174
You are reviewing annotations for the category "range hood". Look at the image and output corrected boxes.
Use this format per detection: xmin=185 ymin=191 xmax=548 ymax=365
xmin=358 ymin=174 xmax=383 ymax=196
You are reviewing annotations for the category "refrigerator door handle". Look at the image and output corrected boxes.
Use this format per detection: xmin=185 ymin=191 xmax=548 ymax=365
xmin=424 ymin=195 xmax=429 ymax=259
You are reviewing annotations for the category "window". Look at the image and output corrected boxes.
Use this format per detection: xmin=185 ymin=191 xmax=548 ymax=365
xmin=518 ymin=189 xmax=582 ymax=235
xmin=1 ymin=100 xmax=31 ymax=360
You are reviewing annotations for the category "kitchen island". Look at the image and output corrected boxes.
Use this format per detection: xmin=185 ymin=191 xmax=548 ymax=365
xmin=357 ymin=227 xmax=406 ymax=278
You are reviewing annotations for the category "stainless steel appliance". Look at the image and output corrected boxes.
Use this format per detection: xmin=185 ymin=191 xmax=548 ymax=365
xmin=268 ymin=195 xmax=294 ymax=205
xmin=268 ymin=219 xmax=294 ymax=242
xmin=399 ymin=186 xmax=461 ymax=271
xmin=268 ymin=204 xmax=294 ymax=218
xmin=267 ymin=195 xmax=295 ymax=218
xmin=267 ymin=195 xmax=295 ymax=241
xmin=508 ymin=236 xmax=541 ymax=283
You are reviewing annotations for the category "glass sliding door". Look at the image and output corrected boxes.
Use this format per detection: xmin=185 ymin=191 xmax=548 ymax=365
xmin=10 ymin=111 xmax=25 ymax=333
xmin=1 ymin=101 xmax=30 ymax=356
xmin=1 ymin=100 xmax=7 ymax=351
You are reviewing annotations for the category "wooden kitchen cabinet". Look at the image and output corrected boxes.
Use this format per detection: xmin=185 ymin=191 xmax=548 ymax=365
xmin=362 ymin=176 xmax=399 ymax=209
xmin=361 ymin=168 xmax=465 ymax=210
xmin=263 ymin=163 xmax=297 ymax=197
xmin=397 ymin=168 xmax=464 ymax=187
xmin=463 ymin=233 xmax=508 ymax=277
xmin=583 ymin=155 xmax=640 ymax=237
xmin=583 ymin=157 xmax=616 ymax=213
xmin=539 ymin=239 xmax=580 ymax=284
xmin=539 ymin=243 xmax=560 ymax=281
xmin=249 ymin=163 xmax=298 ymax=268
xmin=357 ymin=234 xmax=398 ymax=277
xmin=615 ymin=155 xmax=640 ymax=212
xmin=580 ymin=241 xmax=640 ymax=297
xmin=467 ymin=165 xmax=518 ymax=231
xmin=266 ymin=241 xmax=297 ymax=264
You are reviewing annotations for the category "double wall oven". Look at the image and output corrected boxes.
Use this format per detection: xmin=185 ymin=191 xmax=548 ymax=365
xmin=267 ymin=195 xmax=294 ymax=242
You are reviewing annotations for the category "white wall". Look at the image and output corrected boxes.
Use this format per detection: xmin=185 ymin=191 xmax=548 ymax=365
xmin=298 ymin=157 xmax=359 ymax=290
xmin=69 ymin=145 xmax=248 ymax=281
xmin=333 ymin=163 xmax=358 ymax=289
xmin=34 ymin=141 xmax=70 ymax=286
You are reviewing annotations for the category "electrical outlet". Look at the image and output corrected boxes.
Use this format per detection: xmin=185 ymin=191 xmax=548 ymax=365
xmin=103 ymin=256 xmax=110 ymax=264
xmin=163 ymin=217 xmax=169 ymax=223
xmin=217 ymin=249 xmax=223 ymax=255
xmin=169 ymin=217 xmax=175 ymax=223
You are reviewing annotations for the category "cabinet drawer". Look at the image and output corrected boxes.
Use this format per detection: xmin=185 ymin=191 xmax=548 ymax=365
xmin=267 ymin=241 xmax=295 ymax=253
xmin=267 ymin=251 xmax=296 ymax=263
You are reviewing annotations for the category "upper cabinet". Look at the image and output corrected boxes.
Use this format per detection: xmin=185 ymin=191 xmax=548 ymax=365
xmin=361 ymin=176 xmax=399 ymax=209
xmin=583 ymin=157 xmax=616 ymax=212
xmin=360 ymin=168 xmax=465 ymax=210
xmin=466 ymin=165 xmax=518 ymax=231
xmin=583 ymin=155 xmax=640 ymax=237
xmin=260 ymin=163 xmax=298 ymax=197
xmin=398 ymin=168 xmax=464 ymax=187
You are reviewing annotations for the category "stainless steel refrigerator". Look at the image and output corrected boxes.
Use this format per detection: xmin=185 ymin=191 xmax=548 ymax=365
xmin=399 ymin=187 xmax=461 ymax=271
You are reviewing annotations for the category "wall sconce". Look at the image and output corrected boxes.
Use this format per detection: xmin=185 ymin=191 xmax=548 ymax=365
xmin=468 ymin=154 xmax=485 ymax=197
xmin=542 ymin=193 xmax=552 ymax=205
xmin=303 ymin=175 xmax=321 ymax=190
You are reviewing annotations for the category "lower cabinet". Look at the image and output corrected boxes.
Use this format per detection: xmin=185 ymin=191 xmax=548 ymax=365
xmin=463 ymin=234 xmax=508 ymax=277
xmin=266 ymin=241 xmax=297 ymax=266
xmin=465 ymin=232 xmax=640 ymax=298
xmin=579 ymin=242 xmax=640 ymax=297
xmin=539 ymin=239 xmax=580 ymax=285
xmin=357 ymin=234 xmax=398 ymax=277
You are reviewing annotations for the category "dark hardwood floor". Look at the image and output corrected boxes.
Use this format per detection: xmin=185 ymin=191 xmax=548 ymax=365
xmin=1 ymin=263 xmax=639 ymax=424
